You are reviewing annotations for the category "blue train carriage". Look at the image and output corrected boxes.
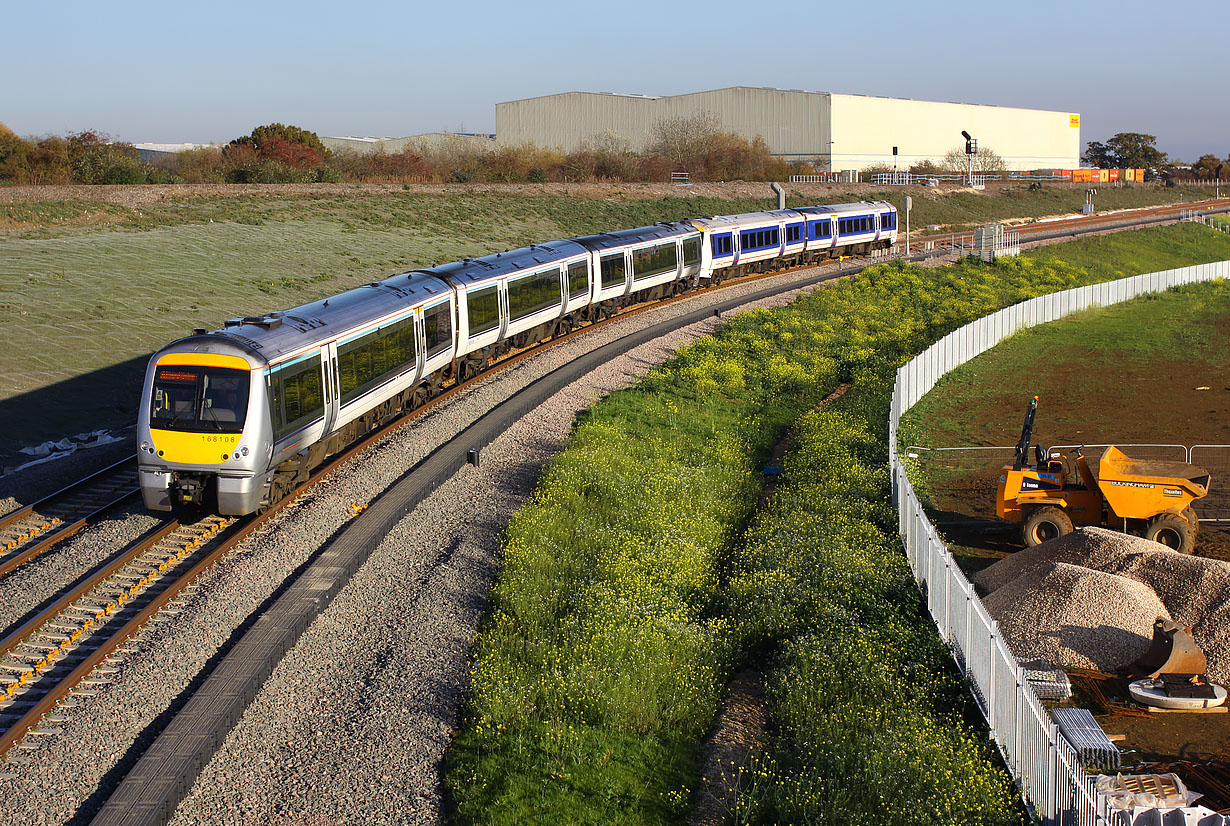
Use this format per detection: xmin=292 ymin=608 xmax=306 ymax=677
xmin=691 ymin=209 xmax=806 ymax=282
xmin=570 ymin=222 xmax=703 ymax=315
xmin=414 ymin=239 xmax=593 ymax=382
xmin=137 ymin=273 xmax=455 ymax=514
xmin=797 ymin=201 xmax=898 ymax=257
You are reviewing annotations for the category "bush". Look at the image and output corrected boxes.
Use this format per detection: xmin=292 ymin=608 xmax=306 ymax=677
xmin=0 ymin=121 xmax=32 ymax=182
xmin=72 ymin=141 xmax=147 ymax=184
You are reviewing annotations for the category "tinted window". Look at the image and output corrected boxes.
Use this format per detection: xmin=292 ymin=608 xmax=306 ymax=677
xmin=632 ymin=242 xmax=677 ymax=280
xmin=683 ymin=236 xmax=701 ymax=266
xmin=270 ymin=355 xmax=323 ymax=441
xmin=424 ymin=300 xmax=452 ymax=358
xmin=151 ymin=366 xmax=250 ymax=434
xmin=508 ymin=267 xmax=561 ymax=320
xmin=337 ymin=318 xmax=416 ymax=405
xmin=601 ymin=253 xmax=626 ymax=288
xmin=567 ymin=260 xmax=589 ymax=298
xmin=468 ymin=285 xmax=499 ymax=335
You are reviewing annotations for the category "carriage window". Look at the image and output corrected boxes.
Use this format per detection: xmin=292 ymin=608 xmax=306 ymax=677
xmin=508 ymin=267 xmax=561 ymax=320
xmin=632 ymin=242 xmax=677 ymax=280
xmin=600 ymin=252 xmax=626 ymax=288
xmin=682 ymin=236 xmax=701 ymax=266
xmin=467 ymin=284 xmax=499 ymax=335
xmin=567 ymin=260 xmax=589 ymax=298
xmin=336 ymin=318 xmax=415 ymax=406
xmin=424 ymin=300 xmax=452 ymax=358
xmin=269 ymin=355 xmax=323 ymax=441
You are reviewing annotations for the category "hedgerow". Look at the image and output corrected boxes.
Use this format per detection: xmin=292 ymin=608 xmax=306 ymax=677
xmin=445 ymin=249 xmax=1182 ymax=825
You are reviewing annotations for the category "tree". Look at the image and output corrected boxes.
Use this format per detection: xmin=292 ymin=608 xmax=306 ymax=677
xmin=0 ymin=121 xmax=32 ymax=182
xmin=941 ymin=144 xmax=1007 ymax=175
xmin=647 ymin=111 xmax=724 ymax=167
xmin=1191 ymin=154 xmax=1225 ymax=179
xmin=230 ymin=123 xmax=330 ymax=169
xmin=1083 ymin=140 xmax=1114 ymax=168
xmin=1084 ymin=133 xmax=1166 ymax=169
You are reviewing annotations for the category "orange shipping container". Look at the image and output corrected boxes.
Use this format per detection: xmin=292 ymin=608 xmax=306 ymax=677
xmin=1109 ymin=169 xmax=1120 ymax=182
xmin=1098 ymin=169 xmax=1110 ymax=183
xmin=1059 ymin=169 xmax=1073 ymax=180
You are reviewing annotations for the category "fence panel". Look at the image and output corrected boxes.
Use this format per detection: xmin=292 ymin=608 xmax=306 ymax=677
xmin=1190 ymin=446 xmax=1230 ymax=522
xmin=889 ymin=261 xmax=1230 ymax=824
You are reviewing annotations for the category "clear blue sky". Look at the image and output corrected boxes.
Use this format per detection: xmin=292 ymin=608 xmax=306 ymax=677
xmin=3 ymin=0 xmax=1222 ymax=163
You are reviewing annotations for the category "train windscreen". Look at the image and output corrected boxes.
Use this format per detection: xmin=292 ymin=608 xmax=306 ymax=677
xmin=151 ymin=366 xmax=250 ymax=434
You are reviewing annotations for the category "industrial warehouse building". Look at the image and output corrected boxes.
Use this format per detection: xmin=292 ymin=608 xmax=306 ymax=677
xmin=496 ymin=87 xmax=1080 ymax=172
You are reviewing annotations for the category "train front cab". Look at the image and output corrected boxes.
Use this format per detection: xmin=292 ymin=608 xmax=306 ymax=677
xmin=138 ymin=350 xmax=270 ymax=514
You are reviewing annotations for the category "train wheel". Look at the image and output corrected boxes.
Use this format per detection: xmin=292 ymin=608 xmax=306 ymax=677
xmin=1146 ymin=514 xmax=1196 ymax=554
xmin=1021 ymin=506 xmax=1073 ymax=546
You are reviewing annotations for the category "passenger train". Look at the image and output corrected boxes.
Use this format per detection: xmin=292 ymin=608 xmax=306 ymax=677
xmin=137 ymin=201 xmax=898 ymax=514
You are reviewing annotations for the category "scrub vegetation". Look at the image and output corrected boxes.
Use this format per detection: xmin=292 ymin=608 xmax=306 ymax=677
xmin=444 ymin=223 xmax=1230 ymax=825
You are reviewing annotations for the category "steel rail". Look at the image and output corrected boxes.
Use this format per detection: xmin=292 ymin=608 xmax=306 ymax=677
xmin=0 ymin=458 xmax=139 ymax=579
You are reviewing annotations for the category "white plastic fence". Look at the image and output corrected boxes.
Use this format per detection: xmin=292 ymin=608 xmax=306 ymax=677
xmin=888 ymin=260 xmax=1230 ymax=824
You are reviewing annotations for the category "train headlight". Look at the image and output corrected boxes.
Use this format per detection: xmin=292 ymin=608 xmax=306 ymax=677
xmin=222 ymin=453 xmax=230 ymax=461
xmin=140 ymin=440 xmax=151 ymax=452
xmin=241 ymin=447 xmax=249 ymax=457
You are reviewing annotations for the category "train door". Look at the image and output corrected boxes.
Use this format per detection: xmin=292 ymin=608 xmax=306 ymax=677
xmin=497 ymin=279 xmax=510 ymax=339
xmin=320 ymin=341 xmax=341 ymax=435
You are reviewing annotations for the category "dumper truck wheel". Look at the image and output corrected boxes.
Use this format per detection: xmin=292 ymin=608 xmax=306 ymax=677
xmin=1022 ymin=506 xmax=1073 ymax=546
xmin=1146 ymin=514 xmax=1196 ymax=554
xmin=1182 ymin=506 xmax=1200 ymax=534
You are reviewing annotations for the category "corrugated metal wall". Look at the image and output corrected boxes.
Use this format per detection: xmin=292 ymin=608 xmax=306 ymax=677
xmin=495 ymin=87 xmax=829 ymax=158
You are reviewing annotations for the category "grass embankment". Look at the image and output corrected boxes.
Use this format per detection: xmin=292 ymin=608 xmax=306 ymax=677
xmin=447 ymin=224 xmax=1230 ymax=825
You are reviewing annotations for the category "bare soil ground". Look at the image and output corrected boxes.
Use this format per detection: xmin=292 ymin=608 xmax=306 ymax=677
xmin=911 ymin=307 xmax=1230 ymax=561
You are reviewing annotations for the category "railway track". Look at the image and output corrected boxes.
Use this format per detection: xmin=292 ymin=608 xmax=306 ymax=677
xmin=0 ymin=459 xmax=138 ymax=580
xmin=908 ymin=197 xmax=1230 ymax=252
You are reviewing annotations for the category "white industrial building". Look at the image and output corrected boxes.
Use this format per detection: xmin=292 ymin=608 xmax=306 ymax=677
xmin=496 ymin=87 xmax=1080 ymax=172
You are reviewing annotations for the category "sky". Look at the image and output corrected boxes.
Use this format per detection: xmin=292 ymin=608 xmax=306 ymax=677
xmin=3 ymin=0 xmax=1223 ymax=163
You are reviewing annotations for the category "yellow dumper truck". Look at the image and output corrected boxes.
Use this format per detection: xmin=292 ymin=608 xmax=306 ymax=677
xmin=996 ymin=397 xmax=1211 ymax=553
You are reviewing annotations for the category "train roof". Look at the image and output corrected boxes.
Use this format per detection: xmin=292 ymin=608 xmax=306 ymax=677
xmin=412 ymin=239 xmax=589 ymax=288
xmin=794 ymin=201 xmax=894 ymax=217
xmin=570 ymin=222 xmax=693 ymax=253
xmin=690 ymin=209 xmax=805 ymax=230
xmin=165 ymin=273 xmax=453 ymax=367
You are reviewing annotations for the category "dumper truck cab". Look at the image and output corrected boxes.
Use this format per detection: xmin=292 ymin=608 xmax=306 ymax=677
xmin=995 ymin=398 xmax=1210 ymax=553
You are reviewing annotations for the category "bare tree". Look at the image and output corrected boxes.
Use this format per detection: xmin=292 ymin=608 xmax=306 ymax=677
xmin=940 ymin=144 xmax=1008 ymax=175
xmin=647 ymin=111 xmax=724 ymax=166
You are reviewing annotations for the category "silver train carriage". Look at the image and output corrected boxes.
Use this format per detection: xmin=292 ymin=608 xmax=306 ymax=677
xmin=137 ymin=203 xmax=895 ymax=515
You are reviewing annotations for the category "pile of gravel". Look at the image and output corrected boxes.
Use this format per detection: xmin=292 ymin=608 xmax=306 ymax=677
xmin=983 ymin=562 xmax=1168 ymax=672
xmin=976 ymin=527 xmax=1230 ymax=681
